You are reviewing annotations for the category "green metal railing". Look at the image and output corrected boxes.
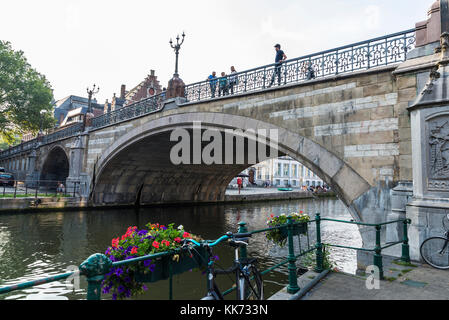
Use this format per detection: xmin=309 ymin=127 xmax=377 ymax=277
xmin=0 ymin=214 xmax=411 ymax=299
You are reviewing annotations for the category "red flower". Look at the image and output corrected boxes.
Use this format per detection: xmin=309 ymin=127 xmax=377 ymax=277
xmin=152 ymin=241 xmax=160 ymax=249
xmin=130 ymin=247 xmax=138 ymax=255
xmin=270 ymin=214 xmax=274 ymax=218
xmin=174 ymin=237 xmax=182 ymax=243
xmin=182 ymin=232 xmax=190 ymax=238
xmin=111 ymin=237 xmax=119 ymax=248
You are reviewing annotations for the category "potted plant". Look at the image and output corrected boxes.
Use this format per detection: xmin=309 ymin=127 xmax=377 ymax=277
xmin=266 ymin=212 xmax=310 ymax=247
xmin=101 ymin=223 xmax=206 ymax=300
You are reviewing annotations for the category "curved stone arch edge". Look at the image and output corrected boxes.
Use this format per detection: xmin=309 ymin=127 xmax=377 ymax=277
xmin=92 ymin=112 xmax=372 ymax=221
xmin=38 ymin=144 xmax=70 ymax=173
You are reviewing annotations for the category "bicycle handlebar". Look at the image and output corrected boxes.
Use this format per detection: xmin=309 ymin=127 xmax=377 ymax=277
xmin=184 ymin=232 xmax=252 ymax=248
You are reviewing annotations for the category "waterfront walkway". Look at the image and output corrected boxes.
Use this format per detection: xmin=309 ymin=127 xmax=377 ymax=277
xmin=225 ymin=187 xmax=334 ymax=203
xmin=302 ymin=262 xmax=449 ymax=300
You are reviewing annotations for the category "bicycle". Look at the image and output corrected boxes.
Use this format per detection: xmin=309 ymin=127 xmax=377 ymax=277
xmin=420 ymin=214 xmax=449 ymax=269
xmin=182 ymin=231 xmax=264 ymax=300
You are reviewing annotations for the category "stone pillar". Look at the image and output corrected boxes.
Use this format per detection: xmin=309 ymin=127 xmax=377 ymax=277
xmin=386 ymin=181 xmax=413 ymax=243
xmin=66 ymin=135 xmax=86 ymax=197
xmin=25 ymin=149 xmax=39 ymax=187
xmin=406 ymin=32 xmax=449 ymax=261
xmin=164 ymin=75 xmax=187 ymax=110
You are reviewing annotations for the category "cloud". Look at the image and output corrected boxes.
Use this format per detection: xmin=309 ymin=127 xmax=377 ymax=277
xmin=260 ymin=15 xmax=306 ymax=41
xmin=65 ymin=4 xmax=81 ymax=31
xmin=364 ymin=5 xmax=380 ymax=30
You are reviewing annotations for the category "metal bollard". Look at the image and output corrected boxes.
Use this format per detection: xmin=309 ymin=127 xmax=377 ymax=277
xmin=373 ymin=225 xmax=384 ymax=280
xmin=314 ymin=213 xmax=324 ymax=273
xmin=238 ymin=221 xmax=248 ymax=260
xmin=79 ymin=253 xmax=112 ymax=300
xmin=401 ymin=219 xmax=411 ymax=263
xmin=287 ymin=216 xmax=300 ymax=294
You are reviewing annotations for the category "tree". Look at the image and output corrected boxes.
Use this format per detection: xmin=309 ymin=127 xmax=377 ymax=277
xmin=0 ymin=40 xmax=55 ymax=144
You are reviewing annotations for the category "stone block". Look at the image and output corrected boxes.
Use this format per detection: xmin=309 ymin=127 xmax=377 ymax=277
xmin=399 ymin=140 xmax=412 ymax=155
xmin=370 ymin=106 xmax=394 ymax=120
xmin=398 ymin=87 xmax=418 ymax=102
xmin=398 ymin=127 xmax=412 ymax=141
xmin=396 ymin=74 xmax=417 ymax=90
xmin=356 ymin=74 xmax=378 ymax=86
xmin=376 ymin=71 xmax=394 ymax=84
xmin=363 ymin=82 xmax=392 ymax=97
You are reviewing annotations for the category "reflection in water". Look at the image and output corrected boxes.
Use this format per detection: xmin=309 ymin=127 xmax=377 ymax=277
xmin=0 ymin=197 xmax=361 ymax=300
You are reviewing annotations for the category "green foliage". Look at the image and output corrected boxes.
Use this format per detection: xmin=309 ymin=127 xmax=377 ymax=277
xmin=299 ymin=245 xmax=334 ymax=270
xmin=0 ymin=40 xmax=55 ymax=143
xmin=266 ymin=212 xmax=310 ymax=247
xmin=392 ymin=260 xmax=417 ymax=268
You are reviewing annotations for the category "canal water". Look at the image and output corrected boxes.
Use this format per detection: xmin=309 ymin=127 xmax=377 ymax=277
xmin=0 ymin=197 xmax=362 ymax=300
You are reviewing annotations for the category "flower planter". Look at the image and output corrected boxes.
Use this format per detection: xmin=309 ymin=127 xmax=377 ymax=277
xmin=134 ymin=246 xmax=208 ymax=283
xmin=279 ymin=222 xmax=308 ymax=238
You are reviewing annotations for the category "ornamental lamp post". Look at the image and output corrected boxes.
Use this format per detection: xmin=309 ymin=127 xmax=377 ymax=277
xmin=169 ymin=32 xmax=185 ymax=78
xmin=86 ymin=84 xmax=100 ymax=114
xmin=85 ymin=84 xmax=100 ymax=128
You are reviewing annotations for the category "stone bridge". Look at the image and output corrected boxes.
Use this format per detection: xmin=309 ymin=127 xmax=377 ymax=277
xmin=1 ymin=2 xmax=449 ymax=261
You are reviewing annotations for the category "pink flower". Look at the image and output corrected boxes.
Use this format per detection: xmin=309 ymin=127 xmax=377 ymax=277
xmin=182 ymin=232 xmax=190 ymax=238
xmin=152 ymin=241 xmax=160 ymax=249
xmin=130 ymin=247 xmax=138 ymax=255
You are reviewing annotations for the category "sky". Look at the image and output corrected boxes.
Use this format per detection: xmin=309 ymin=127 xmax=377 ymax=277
xmin=0 ymin=0 xmax=435 ymax=104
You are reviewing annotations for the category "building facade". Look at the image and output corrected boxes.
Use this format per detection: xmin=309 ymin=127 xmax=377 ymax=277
xmin=243 ymin=156 xmax=323 ymax=188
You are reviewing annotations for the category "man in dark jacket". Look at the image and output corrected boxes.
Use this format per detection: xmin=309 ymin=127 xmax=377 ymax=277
xmin=268 ymin=44 xmax=287 ymax=87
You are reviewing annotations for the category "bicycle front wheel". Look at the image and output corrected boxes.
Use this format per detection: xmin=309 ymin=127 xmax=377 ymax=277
xmin=240 ymin=264 xmax=264 ymax=300
xmin=420 ymin=237 xmax=449 ymax=269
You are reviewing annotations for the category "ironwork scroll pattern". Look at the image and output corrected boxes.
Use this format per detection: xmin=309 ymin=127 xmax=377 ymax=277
xmin=185 ymin=29 xmax=415 ymax=103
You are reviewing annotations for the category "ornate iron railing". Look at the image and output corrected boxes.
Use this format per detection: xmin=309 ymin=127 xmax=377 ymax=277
xmin=0 ymin=138 xmax=38 ymax=159
xmin=41 ymin=122 xmax=84 ymax=145
xmin=91 ymin=93 xmax=165 ymax=130
xmin=184 ymin=29 xmax=416 ymax=103
xmin=0 ymin=214 xmax=411 ymax=300
xmin=0 ymin=123 xmax=85 ymax=160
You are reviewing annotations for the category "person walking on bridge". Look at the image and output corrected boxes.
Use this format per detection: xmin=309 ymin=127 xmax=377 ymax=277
xmin=229 ymin=66 xmax=238 ymax=94
xmin=208 ymin=71 xmax=218 ymax=98
xmin=268 ymin=44 xmax=287 ymax=87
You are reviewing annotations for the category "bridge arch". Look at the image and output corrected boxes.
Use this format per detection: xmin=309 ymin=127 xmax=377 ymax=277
xmin=92 ymin=112 xmax=372 ymax=222
xmin=40 ymin=145 xmax=70 ymax=187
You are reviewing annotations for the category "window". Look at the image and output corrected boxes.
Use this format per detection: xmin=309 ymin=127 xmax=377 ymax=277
xmin=276 ymin=179 xmax=281 ymax=186
xmin=284 ymin=180 xmax=289 ymax=186
xmin=292 ymin=164 xmax=297 ymax=178
xmin=277 ymin=163 xmax=282 ymax=176
xmin=292 ymin=180 xmax=297 ymax=186
xmin=283 ymin=164 xmax=289 ymax=177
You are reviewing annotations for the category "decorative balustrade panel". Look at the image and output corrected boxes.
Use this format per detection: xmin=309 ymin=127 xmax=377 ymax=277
xmin=41 ymin=122 xmax=84 ymax=145
xmin=91 ymin=93 xmax=164 ymax=129
xmin=184 ymin=29 xmax=416 ymax=103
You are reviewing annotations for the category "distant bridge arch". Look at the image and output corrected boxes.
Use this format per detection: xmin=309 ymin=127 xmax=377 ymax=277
xmin=39 ymin=145 xmax=70 ymax=187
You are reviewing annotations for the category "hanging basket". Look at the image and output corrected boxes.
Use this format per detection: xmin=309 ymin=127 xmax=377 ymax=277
xmin=134 ymin=246 xmax=208 ymax=283
xmin=279 ymin=222 xmax=308 ymax=238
